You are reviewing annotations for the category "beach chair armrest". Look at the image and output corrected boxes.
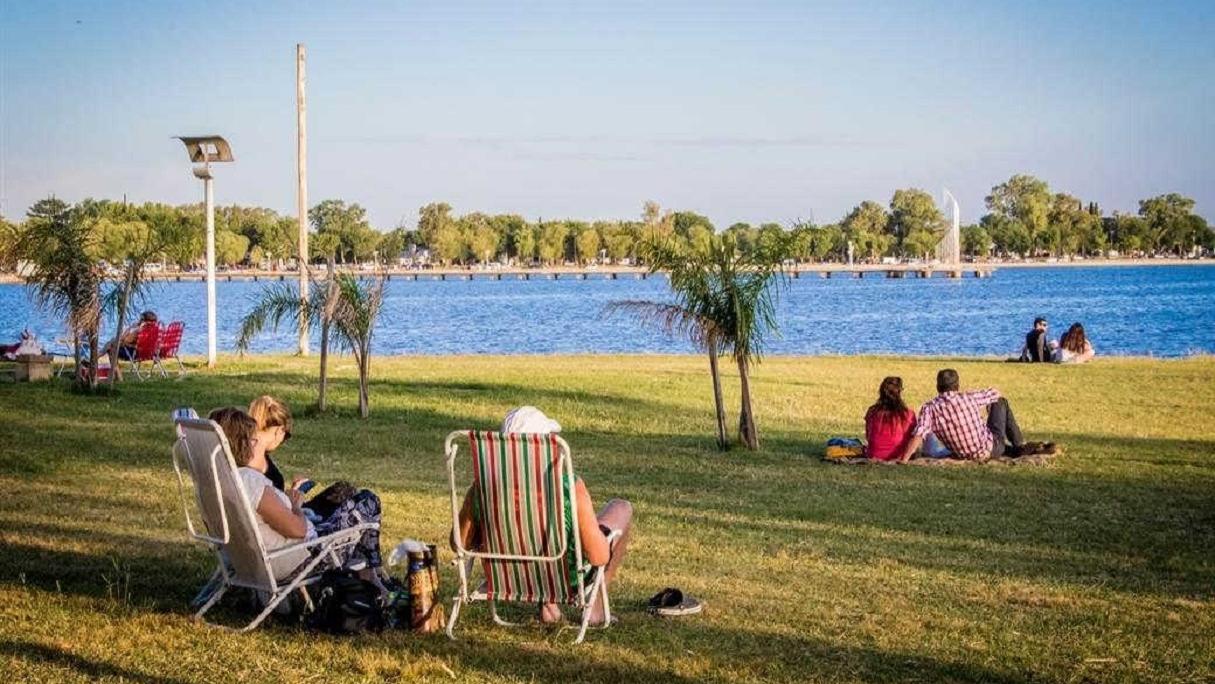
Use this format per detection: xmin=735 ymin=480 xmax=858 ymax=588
xmin=605 ymin=528 xmax=622 ymax=547
xmin=265 ymin=522 xmax=379 ymax=559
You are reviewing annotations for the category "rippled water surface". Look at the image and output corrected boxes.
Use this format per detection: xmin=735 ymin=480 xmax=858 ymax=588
xmin=2 ymin=265 xmax=1213 ymax=357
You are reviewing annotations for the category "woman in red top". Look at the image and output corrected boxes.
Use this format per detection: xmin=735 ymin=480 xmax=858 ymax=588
xmin=865 ymin=376 xmax=917 ymax=461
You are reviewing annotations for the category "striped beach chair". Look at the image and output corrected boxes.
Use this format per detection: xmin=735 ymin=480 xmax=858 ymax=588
xmin=444 ymin=430 xmax=618 ymax=644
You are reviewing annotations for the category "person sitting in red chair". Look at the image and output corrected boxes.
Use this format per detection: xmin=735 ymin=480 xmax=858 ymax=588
xmin=107 ymin=310 xmax=158 ymax=361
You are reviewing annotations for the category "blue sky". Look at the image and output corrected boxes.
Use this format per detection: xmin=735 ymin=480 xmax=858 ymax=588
xmin=1 ymin=0 xmax=1212 ymax=228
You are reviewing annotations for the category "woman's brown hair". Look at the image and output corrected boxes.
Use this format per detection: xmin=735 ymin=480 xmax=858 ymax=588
xmin=209 ymin=407 xmax=258 ymax=466
xmin=249 ymin=395 xmax=293 ymax=434
xmin=1060 ymin=323 xmax=1088 ymax=354
xmin=867 ymin=376 xmax=909 ymax=422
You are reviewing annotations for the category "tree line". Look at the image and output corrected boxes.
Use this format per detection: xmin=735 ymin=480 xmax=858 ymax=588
xmin=1 ymin=174 xmax=1210 ymax=273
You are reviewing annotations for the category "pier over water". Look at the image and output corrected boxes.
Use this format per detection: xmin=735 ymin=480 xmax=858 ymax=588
xmin=52 ymin=263 xmax=994 ymax=284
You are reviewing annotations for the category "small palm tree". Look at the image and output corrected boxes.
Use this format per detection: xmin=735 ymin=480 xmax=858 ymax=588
xmin=98 ymin=215 xmax=173 ymax=384
xmin=329 ymin=272 xmax=385 ymax=418
xmin=606 ymin=256 xmax=730 ymax=450
xmin=237 ymin=272 xmax=332 ymax=410
xmin=238 ymin=267 xmax=385 ymax=418
xmin=18 ymin=199 xmax=105 ymax=390
xmin=612 ymin=233 xmax=788 ymax=450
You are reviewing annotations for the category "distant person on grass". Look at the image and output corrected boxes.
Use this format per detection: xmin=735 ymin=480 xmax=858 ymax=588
xmin=898 ymin=369 xmax=1056 ymax=463
xmin=209 ymin=406 xmax=387 ymax=592
xmin=864 ymin=377 xmax=917 ymax=461
xmin=452 ymin=406 xmax=633 ymax=625
xmin=1055 ymin=323 xmax=1095 ymax=364
xmin=106 ymin=310 xmax=158 ymax=360
xmin=1020 ymin=317 xmax=1052 ymax=362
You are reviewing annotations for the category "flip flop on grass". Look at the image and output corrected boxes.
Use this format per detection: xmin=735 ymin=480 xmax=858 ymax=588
xmin=646 ymin=587 xmax=703 ymax=617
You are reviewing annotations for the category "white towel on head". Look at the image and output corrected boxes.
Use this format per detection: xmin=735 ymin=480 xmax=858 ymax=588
xmin=501 ymin=406 xmax=562 ymax=434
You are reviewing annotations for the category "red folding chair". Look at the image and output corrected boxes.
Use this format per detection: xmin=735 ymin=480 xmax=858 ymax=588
xmin=157 ymin=321 xmax=186 ymax=378
xmin=127 ymin=323 xmax=163 ymax=380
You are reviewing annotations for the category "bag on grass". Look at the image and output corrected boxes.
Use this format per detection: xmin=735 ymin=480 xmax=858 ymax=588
xmin=306 ymin=569 xmax=383 ymax=635
xmin=824 ymin=437 xmax=865 ymax=460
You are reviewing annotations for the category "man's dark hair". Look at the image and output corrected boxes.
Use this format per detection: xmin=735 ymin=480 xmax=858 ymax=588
xmin=937 ymin=368 xmax=960 ymax=393
xmin=1034 ymin=317 xmax=1047 ymax=327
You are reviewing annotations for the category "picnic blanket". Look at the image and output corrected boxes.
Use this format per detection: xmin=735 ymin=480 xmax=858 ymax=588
xmin=826 ymin=452 xmax=1061 ymax=467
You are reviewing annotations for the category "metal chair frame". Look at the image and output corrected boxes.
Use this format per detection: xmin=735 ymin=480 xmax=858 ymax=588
xmin=172 ymin=417 xmax=378 ymax=632
xmin=443 ymin=430 xmax=619 ymax=644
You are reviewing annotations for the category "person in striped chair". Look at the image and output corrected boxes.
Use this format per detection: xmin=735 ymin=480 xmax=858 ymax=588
xmin=452 ymin=407 xmax=633 ymax=625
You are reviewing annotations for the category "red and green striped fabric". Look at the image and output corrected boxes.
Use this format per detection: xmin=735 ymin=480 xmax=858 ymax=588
xmin=467 ymin=431 xmax=580 ymax=604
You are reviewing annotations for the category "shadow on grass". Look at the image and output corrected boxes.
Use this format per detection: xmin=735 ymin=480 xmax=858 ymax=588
xmin=287 ymin=605 xmax=1040 ymax=684
xmin=0 ymin=523 xmax=209 ymax=605
xmin=0 ymin=640 xmax=194 ymax=684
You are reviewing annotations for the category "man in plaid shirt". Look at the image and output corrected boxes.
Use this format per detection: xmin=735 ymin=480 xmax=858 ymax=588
xmin=899 ymin=369 xmax=1051 ymax=462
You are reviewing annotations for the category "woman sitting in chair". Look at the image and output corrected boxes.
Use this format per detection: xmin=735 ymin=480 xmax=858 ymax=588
xmin=209 ymin=407 xmax=385 ymax=589
xmin=248 ymin=395 xmax=293 ymax=491
xmin=452 ymin=406 xmax=633 ymax=625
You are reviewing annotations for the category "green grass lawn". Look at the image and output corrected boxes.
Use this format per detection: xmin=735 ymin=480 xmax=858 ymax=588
xmin=1 ymin=354 xmax=1213 ymax=683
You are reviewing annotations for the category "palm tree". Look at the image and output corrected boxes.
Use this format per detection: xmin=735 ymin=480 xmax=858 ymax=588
xmin=612 ymin=233 xmax=787 ymax=450
xmin=605 ymin=253 xmax=730 ymax=450
xmin=98 ymin=213 xmax=173 ymax=385
xmin=329 ymin=272 xmax=385 ymax=418
xmin=237 ymin=271 xmax=332 ymax=410
xmin=237 ymin=267 xmax=385 ymax=418
xmin=18 ymin=199 xmax=105 ymax=390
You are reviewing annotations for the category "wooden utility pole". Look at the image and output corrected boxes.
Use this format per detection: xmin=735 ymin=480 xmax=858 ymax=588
xmin=296 ymin=43 xmax=310 ymax=355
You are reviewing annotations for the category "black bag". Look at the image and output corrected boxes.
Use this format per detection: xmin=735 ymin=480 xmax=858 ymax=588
xmin=304 ymin=481 xmax=359 ymax=520
xmin=306 ymin=569 xmax=384 ymax=635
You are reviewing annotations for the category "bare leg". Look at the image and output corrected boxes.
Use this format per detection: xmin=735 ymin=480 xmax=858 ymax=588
xmin=588 ymin=498 xmax=633 ymax=624
xmin=539 ymin=602 xmax=563 ymax=624
xmin=541 ymin=498 xmax=634 ymax=624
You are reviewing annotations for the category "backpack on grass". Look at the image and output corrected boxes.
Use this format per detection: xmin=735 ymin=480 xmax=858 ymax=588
xmin=306 ymin=569 xmax=384 ymax=635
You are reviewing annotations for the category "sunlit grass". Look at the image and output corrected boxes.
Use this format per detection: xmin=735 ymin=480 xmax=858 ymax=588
xmin=1 ymin=354 xmax=1213 ymax=683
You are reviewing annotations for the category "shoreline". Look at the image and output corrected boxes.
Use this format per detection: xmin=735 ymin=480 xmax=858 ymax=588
xmin=146 ymin=351 xmax=1215 ymax=363
xmin=0 ymin=257 xmax=1211 ymax=285
xmin=989 ymin=257 xmax=1214 ymax=269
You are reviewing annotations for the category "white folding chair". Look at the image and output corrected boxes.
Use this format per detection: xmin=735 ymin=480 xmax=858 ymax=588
xmin=172 ymin=417 xmax=378 ymax=631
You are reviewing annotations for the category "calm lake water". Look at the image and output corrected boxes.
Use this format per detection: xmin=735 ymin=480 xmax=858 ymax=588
xmin=2 ymin=265 xmax=1213 ymax=358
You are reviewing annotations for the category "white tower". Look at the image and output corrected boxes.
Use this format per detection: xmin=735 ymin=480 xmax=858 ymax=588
xmin=938 ymin=188 xmax=961 ymax=265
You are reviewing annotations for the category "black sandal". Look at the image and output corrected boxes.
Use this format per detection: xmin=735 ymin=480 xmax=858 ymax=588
xmin=646 ymin=587 xmax=702 ymax=617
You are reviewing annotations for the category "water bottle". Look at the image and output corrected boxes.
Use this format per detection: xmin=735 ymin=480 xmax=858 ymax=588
xmin=408 ymin=551 xmax=432 ymax=630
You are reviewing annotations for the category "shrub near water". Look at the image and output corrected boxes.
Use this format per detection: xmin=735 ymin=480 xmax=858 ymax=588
xmin=1 ymin=354 xmax=1213 ymax=683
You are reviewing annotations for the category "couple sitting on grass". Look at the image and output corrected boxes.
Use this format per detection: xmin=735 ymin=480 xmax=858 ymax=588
xmin=864 ymin=369 xmax=1058 ymax=463
xmin=208 ymin=399 xmax=632 ymax=624
xmin=1022 ymin=318 xmax=1096 ymax=364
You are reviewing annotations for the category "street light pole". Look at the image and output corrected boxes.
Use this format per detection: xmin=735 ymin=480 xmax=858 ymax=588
xmin=175 ymin=136 xmax=233 ymax=368
xmin=296 ymin=43 xmax=310 ymax=356
xmin=203 ymin=172 xmax=217 ymax=366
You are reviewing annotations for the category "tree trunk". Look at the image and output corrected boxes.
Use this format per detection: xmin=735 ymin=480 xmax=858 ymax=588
xmin=316 ymin=255 xmax=337 ymax=412
xmin=87 ymin=332 xmax=99 ymax=390
xmin=317 ymin=317 xmax=330 ymax=412
xmin=737 ymin=356 xmax=759 ymax=450
xmin=109 ymin=284 xmax=131 ymax=385
xmin=708 ymin=347 xmax=728 ymax=450
xmin=72 ymin=336 xmax=81 ymax=381
xmin=357 ymin=346 xmax=370 ymax=419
